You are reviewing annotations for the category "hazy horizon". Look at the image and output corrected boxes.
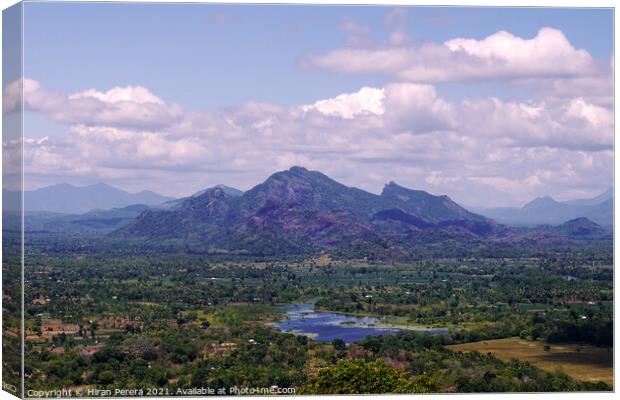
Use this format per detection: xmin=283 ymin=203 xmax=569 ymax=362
xmin=18 ymin=166 xmax=613 ymax=210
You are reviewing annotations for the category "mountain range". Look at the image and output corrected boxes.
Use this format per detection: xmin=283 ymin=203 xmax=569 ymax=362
xmin=3 ymin=168 xmax=611 ymax=255
xmin=120 ymin=167 xmax=493 ymax=239
xmin=476 ymin=188 xmax=612 ymax=227
xmin=115 ymin=167 xmax=610 ymax=255
xmin=3 ymin=183 xmax=172 ymax=214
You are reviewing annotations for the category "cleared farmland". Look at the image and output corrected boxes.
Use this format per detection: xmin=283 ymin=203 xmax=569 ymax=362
xmin=448 ymin=337 xmax=613 ymax=386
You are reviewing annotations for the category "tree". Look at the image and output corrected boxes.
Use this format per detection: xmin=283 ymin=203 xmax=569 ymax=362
xmin=98 ymin=370 xmax=115 ymax=385
xmin=300 ymin=359 xmax=437 ymax=394
xmin=332 ymin=339 xmax=346 ymax=351
xmin=90 ymin=321 xmax=99 ymax=339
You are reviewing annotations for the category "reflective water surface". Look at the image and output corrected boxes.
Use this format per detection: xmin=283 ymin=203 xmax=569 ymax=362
xmin=276 ymin=303 xmax=448 ymax=344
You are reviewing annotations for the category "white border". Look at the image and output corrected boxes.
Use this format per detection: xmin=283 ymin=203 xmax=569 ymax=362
xmin=0 ymin=1 xmax=616 ymax=400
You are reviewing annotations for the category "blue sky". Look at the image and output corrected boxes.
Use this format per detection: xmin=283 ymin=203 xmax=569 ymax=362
xmin=7 ymin=3 xmax=614 ymax=207
xmin=24 ymin=4 xmax=613 ymax=109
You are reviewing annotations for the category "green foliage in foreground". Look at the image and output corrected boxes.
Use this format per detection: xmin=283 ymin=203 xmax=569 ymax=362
xmin=300 ymin=359 xmax=438 ymax=394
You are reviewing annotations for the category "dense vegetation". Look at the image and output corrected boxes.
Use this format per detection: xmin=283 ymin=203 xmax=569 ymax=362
xmin=13 ymin=236 xmax=612 ymax=395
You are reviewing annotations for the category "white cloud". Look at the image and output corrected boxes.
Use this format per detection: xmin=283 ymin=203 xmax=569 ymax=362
xmin=3 ymin=79 xmax=182 ymax=130
xmin=532 ymin=58 xmax=613 ymax=108
xmin=10 ymin=77 xmax=613 ymax=206
xmin=68 ymin=86 xmax=166 ymax=105
xmin=307 ymin=28 xmax=600 ymax=83
xmin=301 ymin=87 xmax=385 ymax=119
xmin=382 ymin=83 xmax=455 ymax=133
xmin=459 ymin=96 xmax=613 ymax=151
xmin=441 ymin=28 xmax=594 ymax=79
xmin=3 ymin=78 xmax=27 ymax=114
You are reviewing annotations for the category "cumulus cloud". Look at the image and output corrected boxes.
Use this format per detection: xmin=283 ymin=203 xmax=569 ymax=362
xmin=299 ymin=83 xmax=455 ymax=135
xmin=458 ymin=96 xmax=613 ymax=151
xmin=9 ymin=76 xmax=613 ymax=206
xmin=69 ymin=86 xmax=166 ymax=105
xmin=3 ymin=79 xmax=182 ymax=130
xmin=301 ymin=87 xmax=385 ymax=119
xmin=2 ymin=78 xmax=25 ymax=114
xmin=525 ymin=70 xmax=614 ymax=108
xmin=382 ymin=83 xmax=455 ymax=133
xmin=307 ymin=27 xmax=600 ymax=83
xmin=300 ymin=84 xmax=610 ymax=151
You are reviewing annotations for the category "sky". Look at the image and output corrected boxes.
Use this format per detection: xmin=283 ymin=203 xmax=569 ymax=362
xmin=3 ymin=2 xmax=614 ymax=207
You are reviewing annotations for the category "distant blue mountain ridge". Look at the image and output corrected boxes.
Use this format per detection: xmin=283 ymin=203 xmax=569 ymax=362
xmin=3 ymin=183 xmax=173 ymax=214
xmin=475 ymin=188 xmax=613 ymax=227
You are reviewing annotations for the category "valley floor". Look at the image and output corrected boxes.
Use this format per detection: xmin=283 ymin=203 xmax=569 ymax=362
xmin=3 ymin=247 xmax=613 ymax=395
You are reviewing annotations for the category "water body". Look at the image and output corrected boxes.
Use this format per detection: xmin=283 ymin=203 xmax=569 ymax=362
xmin=276 ymin=303 xmax=448 ymax=344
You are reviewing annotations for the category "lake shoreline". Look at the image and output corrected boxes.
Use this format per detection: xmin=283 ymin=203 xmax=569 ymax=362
xmin=273 ymin=302 xmax=448 ymax=344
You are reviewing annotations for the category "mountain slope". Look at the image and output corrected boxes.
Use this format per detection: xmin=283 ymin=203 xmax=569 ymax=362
xmin=527 ymin=217 xmax=610 ymax=240
xmin=154 ymin=185 xmax=243 ymax=211
xmin=3 ymin=204 xmax=152 ymax=234
xmin=564 ymin=188 xmax=612 ymax=207
xmin=583 ymin=198 xmax=613 ymax=226
xmin=117 ymin=166 xmax=495 ymax=254
xmin=121 ymin=186 xmax=234 ymax=240
xmin=380 ymin=181 xmax=487 ymax=223
xmin=554 ymin=217 xmax=608 ymax=237
xmin=520 ymin=196 xmax=576 ymax=224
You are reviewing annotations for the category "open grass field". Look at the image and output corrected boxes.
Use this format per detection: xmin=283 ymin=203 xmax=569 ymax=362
xmin=448 ymin=337 xmax=613 ymax=386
